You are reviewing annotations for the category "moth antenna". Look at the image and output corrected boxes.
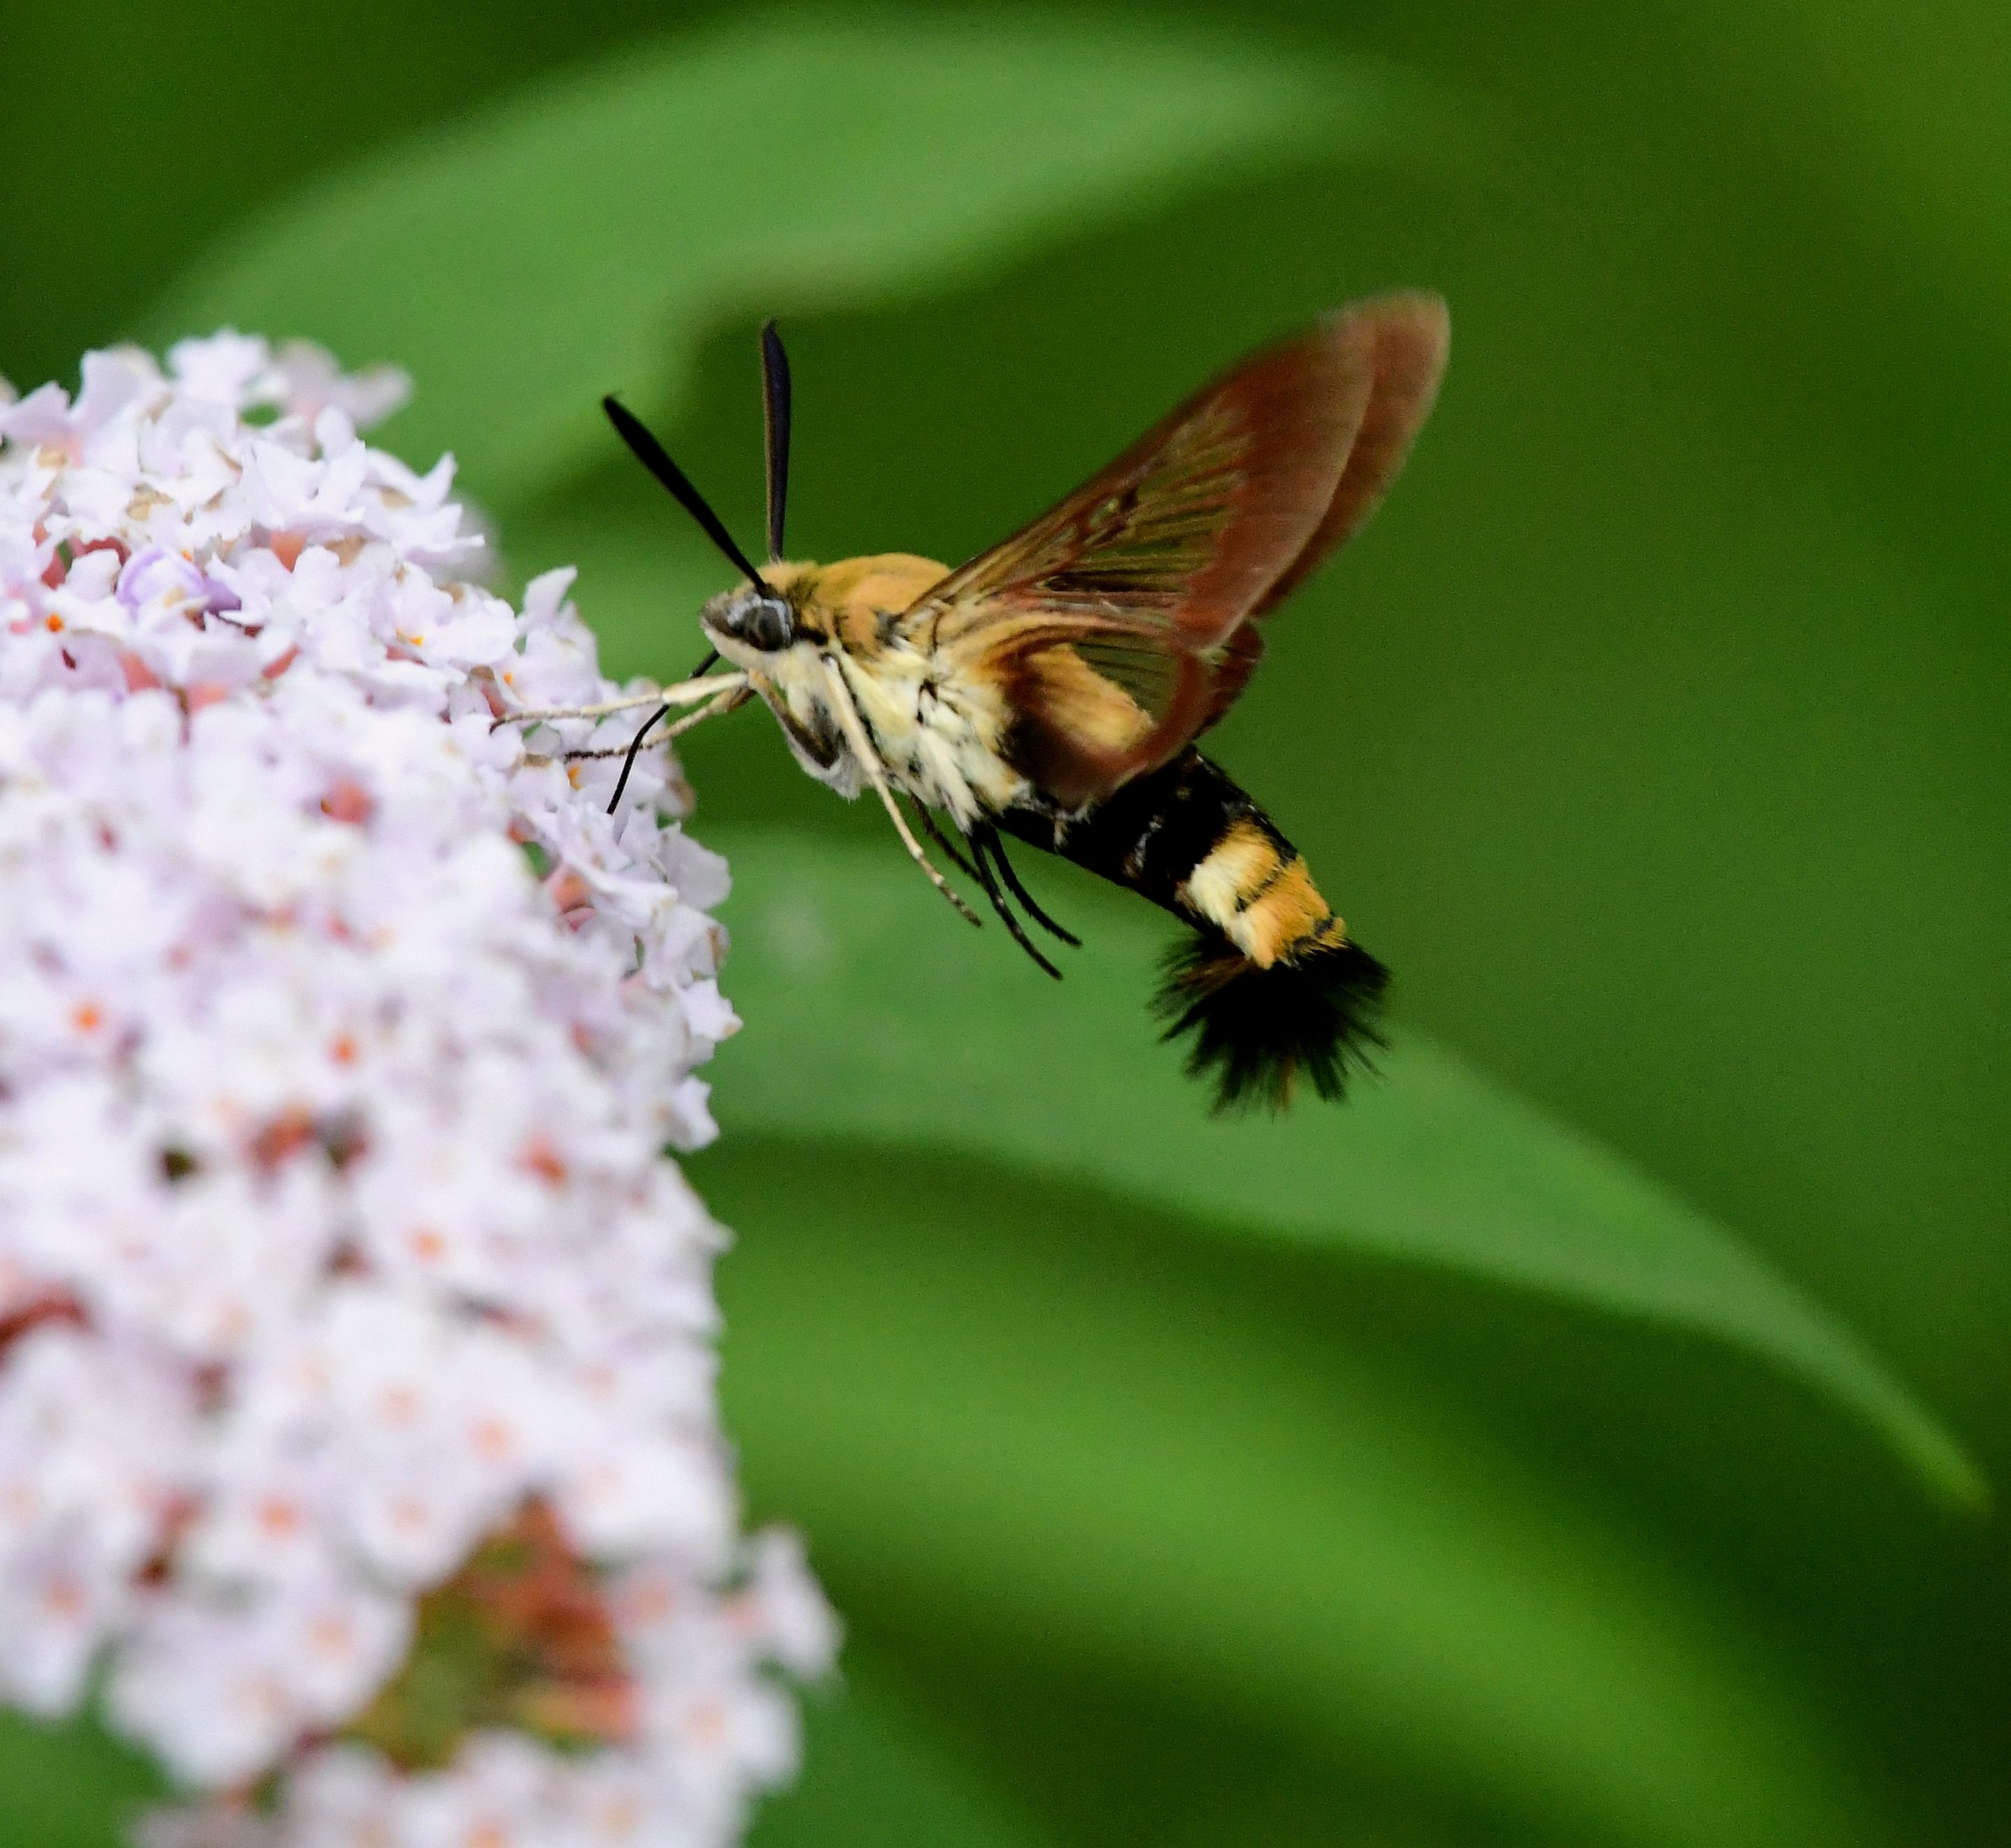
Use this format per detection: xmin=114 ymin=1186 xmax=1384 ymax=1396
xmin=605 ymin=702 xmax=671 ymax=814
xmin=690 ymin=649 xmax=721 ymax=678
xmin=980 ymin=826 xmax=1080 ymax=947
xmin=760 ymin=319 xmax=791 ymax=561
xmin=602 ymin=396 xmax=766 ymax=588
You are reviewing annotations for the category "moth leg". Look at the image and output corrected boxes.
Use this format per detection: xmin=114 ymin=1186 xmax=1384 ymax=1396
xmin=567 ymin=681 xmax=751 ymax=760
xmin=906 ymin=798 xmax=982 ymax=885
xmin=978 ymin=824 xmax=1081 ymax=947
xmin=966 ymin=831 xmax=1062 ymax=980
xmin=905 ymin=808 xmax=1044 ymax=968
xmin=819 ymin=657 xmax=982 ymax=927
xmin=599 ymin=683 xmax=754 ymax=814
xmin=911 ymin=803 xmax=1059 ymax=978
xmin=494 ymin=671 xmax=748 ymax=730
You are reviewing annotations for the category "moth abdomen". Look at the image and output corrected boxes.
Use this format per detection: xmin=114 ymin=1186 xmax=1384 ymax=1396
xmin=1005 ymin=748 xmax=1387 ymax=1109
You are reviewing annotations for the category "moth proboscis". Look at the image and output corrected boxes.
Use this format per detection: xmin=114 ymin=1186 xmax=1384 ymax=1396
xmin=508 ymin=298 xmax=1450 ymax=1111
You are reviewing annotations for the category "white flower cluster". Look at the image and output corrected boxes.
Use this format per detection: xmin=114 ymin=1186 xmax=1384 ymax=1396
xmin=0 ymin=337 xmax=832 ymax=1845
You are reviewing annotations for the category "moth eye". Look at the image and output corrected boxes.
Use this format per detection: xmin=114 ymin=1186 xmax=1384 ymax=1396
xmin=745 ymin=596 xmax=794 ymax=651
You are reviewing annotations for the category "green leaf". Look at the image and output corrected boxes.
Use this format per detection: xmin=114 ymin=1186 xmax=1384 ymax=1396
xmin=753 ymin=1656 xmax=1048 ymax=1848
xmin=143 ymin=12 xmax=1424 ymax=507
xmin=0 ymin=1709 xmax=162 ymax=1848
xmin=695 ymin=826 xmax=1980 ymax=1507
xmin=710 ymin=1138 xmax=1902 ymax=1848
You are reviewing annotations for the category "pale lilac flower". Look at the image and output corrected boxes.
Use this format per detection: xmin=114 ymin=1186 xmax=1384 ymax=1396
xmin=0 ymin=335 xmax=831 ymax=1847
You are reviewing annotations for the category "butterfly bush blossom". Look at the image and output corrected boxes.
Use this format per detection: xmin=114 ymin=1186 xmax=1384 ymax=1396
xmin=0 ymin=337 xmax=834 ymax=1845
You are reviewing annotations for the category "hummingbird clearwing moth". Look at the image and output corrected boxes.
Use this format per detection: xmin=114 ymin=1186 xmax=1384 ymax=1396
xmin=537 ymin=298 xmax=1448 ymax=1109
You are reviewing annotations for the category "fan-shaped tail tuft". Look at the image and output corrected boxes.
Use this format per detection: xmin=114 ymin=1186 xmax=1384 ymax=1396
xmin=1154 ymin=927 xmax=1388 ymax=1112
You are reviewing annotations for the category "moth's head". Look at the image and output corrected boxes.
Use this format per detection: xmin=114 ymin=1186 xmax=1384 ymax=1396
xmin=699 ymin=564 xmax=824 ymax=665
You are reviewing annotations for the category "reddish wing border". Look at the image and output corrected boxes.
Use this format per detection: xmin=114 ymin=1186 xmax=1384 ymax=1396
xmin=1251 ymin=293 xmax=1449 ymax=623
xmin=1196 ymin=293 xmax=1451 ymax=734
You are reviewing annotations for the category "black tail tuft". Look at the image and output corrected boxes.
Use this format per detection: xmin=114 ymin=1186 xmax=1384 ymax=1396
xmin=1154 ymin=928 xmax=1389 ymax=1112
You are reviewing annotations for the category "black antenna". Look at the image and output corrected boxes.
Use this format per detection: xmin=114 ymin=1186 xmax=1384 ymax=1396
xmin=760 ymin=319 xmax=792 ymax=561
xmin=602 ymin=395 xmax=766 ymax=587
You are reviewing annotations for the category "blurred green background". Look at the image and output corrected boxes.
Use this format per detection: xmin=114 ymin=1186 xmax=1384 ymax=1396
xmin=3 ymin=1 xmax=2007 ymax=1844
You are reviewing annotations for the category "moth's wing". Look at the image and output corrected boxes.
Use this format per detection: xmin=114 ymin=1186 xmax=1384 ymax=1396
xmin=1195 ymin=293 xmax=1450 ymax=735
xmin=1246 ymin=292 xmax=1449 ymax=625
xmin=902 ymin=294 xmax=1447 ymax=806
xmin=902 ymin=321 xmax=1368 ymax=805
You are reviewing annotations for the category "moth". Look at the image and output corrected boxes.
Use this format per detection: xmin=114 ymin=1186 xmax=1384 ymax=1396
xmin=519 ymin=299 xmax=1448 ymax=1109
